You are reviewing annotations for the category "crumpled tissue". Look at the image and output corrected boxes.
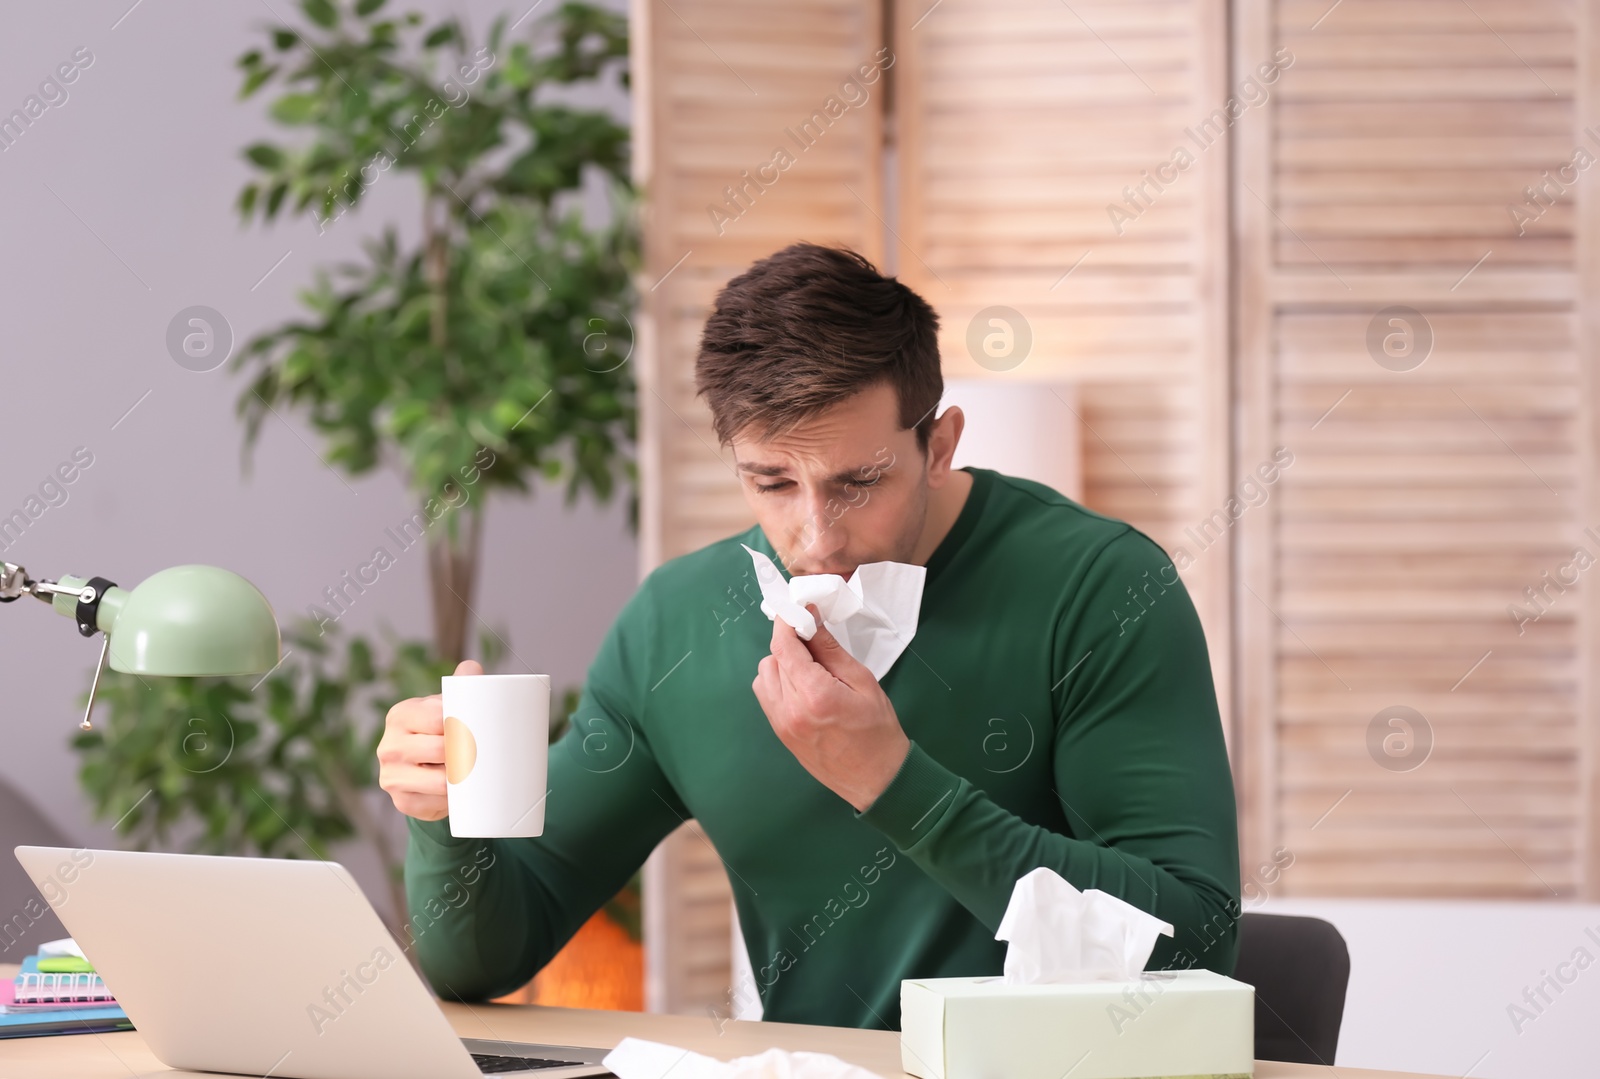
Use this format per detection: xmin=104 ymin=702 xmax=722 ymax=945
xmin=741 ymin=544 xmax=925 ymax=681
xmin=602 ymin=1037 xmax=887 ymax=1079
xmin=994 ymin=866 xmax=1175 ymax=984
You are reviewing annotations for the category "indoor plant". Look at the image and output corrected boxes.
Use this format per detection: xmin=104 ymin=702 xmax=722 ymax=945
xmin=231 ymin=0 xmax=638 ymax=661
xmin=73 ymin=0 xmax=642 ymax=1007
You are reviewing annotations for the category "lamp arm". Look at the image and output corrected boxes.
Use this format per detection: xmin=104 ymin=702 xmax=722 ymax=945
xmin=2 ymin=561 xmax=117 ymax=622
xmin=0 ymin=561 xmax=40 ymax=603
xmin=3 ymin=560 xmax=122 ymax=731
xmin=3 ymin=561 xmax=95 ymax=605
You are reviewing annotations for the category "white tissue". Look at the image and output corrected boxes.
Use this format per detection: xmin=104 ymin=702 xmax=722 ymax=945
xmin=602 ymin=1037 xmax=887 ymax=1079
xmin=994 ymin=867 xmax=1174 ymax=984
xmin=741 ymin=544 xmax=925 ymax=682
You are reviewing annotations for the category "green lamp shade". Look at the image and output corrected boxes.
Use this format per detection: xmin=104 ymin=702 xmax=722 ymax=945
xmin=98 ymin=565 xmax=282 ymax=676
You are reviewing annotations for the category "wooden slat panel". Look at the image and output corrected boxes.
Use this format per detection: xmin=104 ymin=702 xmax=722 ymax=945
xmin=1273 ymin=0 xmax=1576 ymax=272
xmin=1577 ymin=0 xmax=1600 ymax=898
xmin=1237 ymin=0 xmax=1591 ymax=900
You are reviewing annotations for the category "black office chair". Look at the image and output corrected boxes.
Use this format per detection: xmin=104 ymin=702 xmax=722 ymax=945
xmin=1232 ymin=912 xmax=1350 ymax=1066
xmin=0 ymin=775 xmax=74 ymax=963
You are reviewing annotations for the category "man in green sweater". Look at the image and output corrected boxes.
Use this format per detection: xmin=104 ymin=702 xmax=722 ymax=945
xmin=378 ymin=242 xmax=1241 ymax=1031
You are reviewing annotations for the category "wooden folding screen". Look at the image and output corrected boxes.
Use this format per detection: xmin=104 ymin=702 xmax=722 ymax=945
xmin=1234 ymin=0 xmax=1596 ymax=899
xmin=635 ymin=0 xmax=1600 ymax=1018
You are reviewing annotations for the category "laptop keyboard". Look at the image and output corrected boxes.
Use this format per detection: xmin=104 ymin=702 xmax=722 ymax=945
xmin=471 ymin=1051 xmax=589 ymax=1073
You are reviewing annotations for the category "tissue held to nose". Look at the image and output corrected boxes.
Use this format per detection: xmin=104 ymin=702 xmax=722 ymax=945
xmin=995 ymin=867 xmax=1174 ymax=984
xmin=741 ymin=544 xmax=926 ymax=681
xmin=786 ymin=573 xmax=864 ymax=632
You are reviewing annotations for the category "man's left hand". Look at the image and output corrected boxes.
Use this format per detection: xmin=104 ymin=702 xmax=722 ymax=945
xmin=752 ymin=605 xmax=911 ymax=812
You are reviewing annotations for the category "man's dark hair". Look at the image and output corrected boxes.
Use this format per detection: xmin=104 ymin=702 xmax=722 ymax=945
xmin=694 ymin=242 xmax=942 ymax=450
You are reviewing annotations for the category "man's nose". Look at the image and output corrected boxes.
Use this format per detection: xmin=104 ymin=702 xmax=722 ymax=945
xmin=799 ymin=493 xmax=847 ymax=561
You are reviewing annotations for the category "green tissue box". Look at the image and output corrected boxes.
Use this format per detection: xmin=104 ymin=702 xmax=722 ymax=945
xmin=899 ymin=969 xmax=1254 ymax=1079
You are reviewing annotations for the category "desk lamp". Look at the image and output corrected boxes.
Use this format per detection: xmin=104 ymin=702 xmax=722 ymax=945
xmin=0 ymin=560 xmax=281 ymax=729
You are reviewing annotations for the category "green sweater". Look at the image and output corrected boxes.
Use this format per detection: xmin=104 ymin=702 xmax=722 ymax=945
xmin=404 ymin=467 xmax=1241 ymax=1029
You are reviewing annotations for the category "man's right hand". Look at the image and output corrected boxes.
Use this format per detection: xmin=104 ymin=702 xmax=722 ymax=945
xmin=378 ymin=658 xmax=482 ymax=821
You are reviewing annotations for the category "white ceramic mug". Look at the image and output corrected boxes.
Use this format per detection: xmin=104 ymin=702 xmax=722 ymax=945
xmin=442 ymin=674 xmax=550 ymax=838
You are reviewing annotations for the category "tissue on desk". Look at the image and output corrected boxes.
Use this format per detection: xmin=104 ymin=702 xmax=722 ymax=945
xmin=995 ymin=866 xmax=1174 ymax=984
xmin=741 ymin=544 xmax=925 ymax=681
xmin=602 ymin=1036 xmax=887 ymax=1079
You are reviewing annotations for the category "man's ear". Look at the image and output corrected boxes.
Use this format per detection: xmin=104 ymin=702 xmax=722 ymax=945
xmin=924 ymin=405 xmax=964 ymax=487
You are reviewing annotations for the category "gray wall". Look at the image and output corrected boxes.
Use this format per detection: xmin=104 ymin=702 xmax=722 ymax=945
xmin=0 ymin=0 xmax=635 ymax=926
xmin=1263 ymin=898 xmax=1600 ymax=1079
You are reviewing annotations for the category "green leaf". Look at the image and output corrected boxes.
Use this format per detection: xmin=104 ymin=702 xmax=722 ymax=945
xmin=239 ymin=64 xmax=279 ymax=98
xmin=423 ymin=23 xmax=456 ymax=47
xmin=301 ymin=0 xmax=338 ymax=29
xmin=348 ymin=638 xmax=375 ymax=682
xmin=244 ymin=142 xmax=285 ymax=168
xmin=269 ymin=93 xmax=321 ymax=124
xmin=264 ymin=180 xmax=289 ymax=219
xmin=272 ymin=28 xmax=299 ymax=49
xmin=355 ymin=0 xmax=385 ymax=14
xmin=237 ymin=184 xmax=259 ymax=218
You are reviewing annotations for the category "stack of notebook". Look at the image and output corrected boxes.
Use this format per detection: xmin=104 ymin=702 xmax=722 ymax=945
xmin=1 ymin=939 xmax=131 ymax=1038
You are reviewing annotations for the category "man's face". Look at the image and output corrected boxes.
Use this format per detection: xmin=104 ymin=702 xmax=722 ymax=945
xmin=732 ymin=382 xmax=931 ymax=580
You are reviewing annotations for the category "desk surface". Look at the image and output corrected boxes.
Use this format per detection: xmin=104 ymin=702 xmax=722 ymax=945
xmin=0 ymin=965 xmax=1446 ymax=1079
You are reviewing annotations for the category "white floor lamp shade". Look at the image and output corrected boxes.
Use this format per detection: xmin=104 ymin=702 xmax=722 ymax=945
xmin=941 ymin=379 xmax=1082 ymax=501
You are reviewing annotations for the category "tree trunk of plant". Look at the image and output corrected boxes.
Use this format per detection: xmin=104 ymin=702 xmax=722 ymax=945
xmin=427 ymin=505 xmax=483 ymax=665
xmin=420 ymin=186 xmax=479 ymax=665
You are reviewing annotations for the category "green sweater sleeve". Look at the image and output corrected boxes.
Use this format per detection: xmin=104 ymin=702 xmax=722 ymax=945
xmin=402 ymin=581 xmax=688 ymax=1001
xmin=857 ymin=528 xmax=1242 ymax=975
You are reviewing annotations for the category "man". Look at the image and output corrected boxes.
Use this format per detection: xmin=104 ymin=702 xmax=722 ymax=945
xmin=378 ymin=242 xmax=1240 ymax=1030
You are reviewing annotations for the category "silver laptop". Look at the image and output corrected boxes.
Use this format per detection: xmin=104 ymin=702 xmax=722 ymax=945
xmin=14 ymin=846 xmax=612 ymax=1078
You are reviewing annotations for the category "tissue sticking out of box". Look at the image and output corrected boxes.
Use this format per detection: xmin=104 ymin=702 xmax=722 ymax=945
xmin=994 ymin=867 xmax=1174 ymax=984
xmin=741 ymin=544 xmax=925 ymax=681
xmin=603 ymin=1036 xmax=888 ymax=1079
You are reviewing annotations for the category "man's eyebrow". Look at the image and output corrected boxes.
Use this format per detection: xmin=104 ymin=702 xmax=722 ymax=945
xmin=736 ymin=461 xmax=892 ymax=484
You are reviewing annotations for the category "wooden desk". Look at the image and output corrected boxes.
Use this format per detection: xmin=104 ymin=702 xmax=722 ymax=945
xmin=0 ymin=965 xmax=1447 ymax=1078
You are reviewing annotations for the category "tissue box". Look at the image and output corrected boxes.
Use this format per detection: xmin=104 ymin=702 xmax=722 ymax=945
xmin=900 ymin=970 xmax=1253 ymax=1079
